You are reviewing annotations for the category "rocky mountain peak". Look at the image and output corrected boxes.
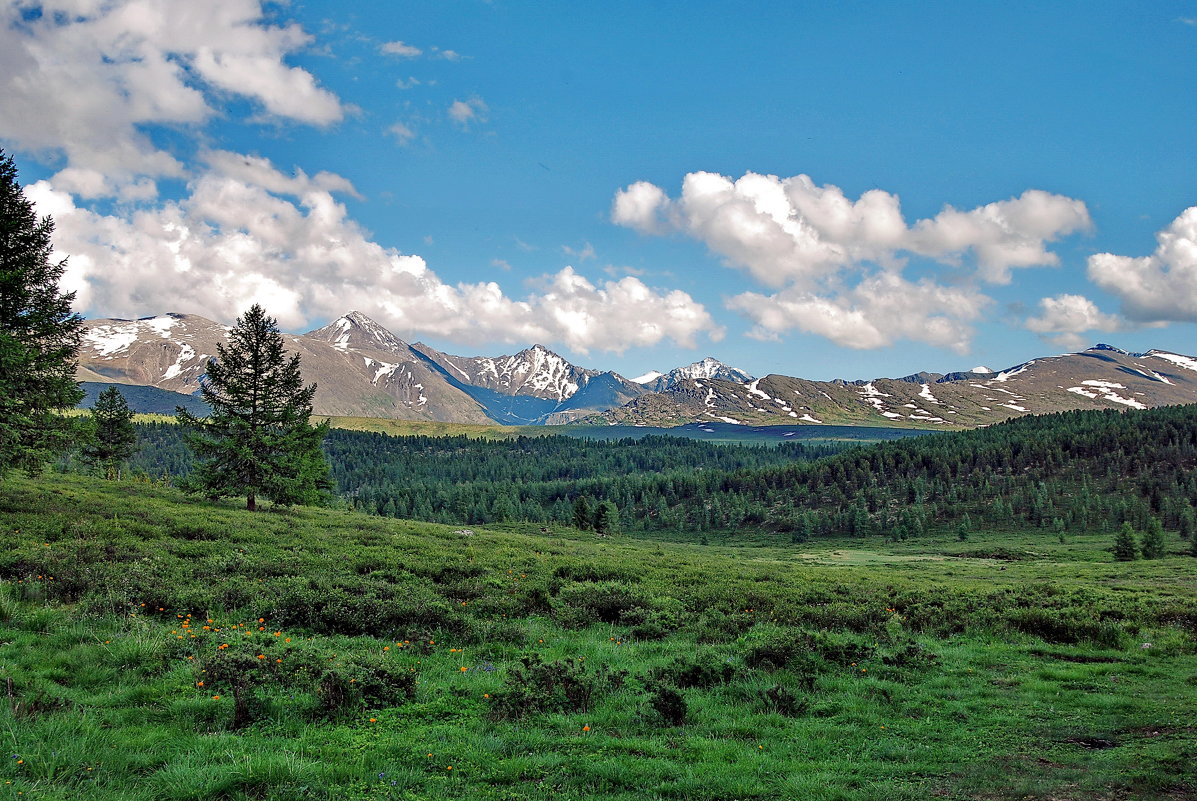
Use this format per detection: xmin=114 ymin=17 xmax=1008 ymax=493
xmin=306 ymin=311 xmax=409 ymax=355
xmin=669 ymin=357 xmax=754 ymax=384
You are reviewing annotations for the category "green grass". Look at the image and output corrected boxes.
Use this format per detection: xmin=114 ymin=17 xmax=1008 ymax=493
xmin=1 ymin=473 xmax=1195 ymax=800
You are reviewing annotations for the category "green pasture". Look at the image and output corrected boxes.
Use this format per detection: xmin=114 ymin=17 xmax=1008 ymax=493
xmin=1 ymin=473 xmax=1194 ymax=801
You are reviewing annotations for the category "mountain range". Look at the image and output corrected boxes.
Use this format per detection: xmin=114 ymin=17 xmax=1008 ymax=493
xmin=75 ymin=311 xmax=1197 ymax=429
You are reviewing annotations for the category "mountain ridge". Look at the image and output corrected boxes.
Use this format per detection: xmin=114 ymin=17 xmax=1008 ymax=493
xmin=74 ymin=310 xmax=1197 ymax=429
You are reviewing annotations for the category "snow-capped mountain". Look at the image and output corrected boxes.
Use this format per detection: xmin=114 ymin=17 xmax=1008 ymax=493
xmin=411 ymin=342 xmax=647 ymax=424
xmin=76 ymin=311 xmax=644 ymax=425
xmin=587 ymin=345 xmax=1197 ymax=429
xmin=632 ymin=357 xmax=754 ymax=392
xmin=78 ymin=312 xmax=493 ymax=423
xmin=76 ymin=313 xmax=1197 ymax=430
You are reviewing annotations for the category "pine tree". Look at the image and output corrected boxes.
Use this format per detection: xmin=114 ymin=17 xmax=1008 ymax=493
xmin=82 ymin=386 xmax=137 ymax=479
xmin=1140 ymin=518 xmax=1166 ymax=560
xmin=1178 ymin=506 xmax=1194 ymax=541
xmin=593 ymin=500 xmax=619 ymax=535
xmin=177 ymin=304 xmax=331 ymax=510
xmin=1113 ymin=522 xmax=1138 ymax=562
xmin=572 ymin=495 xmax=593 ymax=530
xmin=0 ymin=149 xmax=84 ymax=477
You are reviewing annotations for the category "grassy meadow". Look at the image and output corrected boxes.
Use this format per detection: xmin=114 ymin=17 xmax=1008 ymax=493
xmin=1 ymin=473 xmax=1195 ymax=800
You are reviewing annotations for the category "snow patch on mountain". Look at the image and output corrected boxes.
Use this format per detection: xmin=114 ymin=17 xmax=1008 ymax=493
xmin=745 ymin=379 xmax=770 ymax=400
xmin=84 ymin=315 xmax=181 ymax=357
xmin=1150 ymin=352 xmax=1197 ymax=372
xmin=991 ymin=361 xmax=1032 ymax=382
xmin=162 ymin=343 xmax=196 ymax=380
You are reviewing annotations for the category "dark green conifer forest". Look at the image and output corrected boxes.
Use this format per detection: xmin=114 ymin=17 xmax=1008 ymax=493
xmin=103 ymin=404 xmax=1197 ymax=542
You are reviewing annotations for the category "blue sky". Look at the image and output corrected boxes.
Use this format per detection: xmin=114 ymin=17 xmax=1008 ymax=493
xmin=2 ymin=0 xmax=1196 ymax=380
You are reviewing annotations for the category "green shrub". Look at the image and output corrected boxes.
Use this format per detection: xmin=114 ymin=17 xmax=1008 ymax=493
xmin=553 ymin=581 xmax=648 ymax=627
xmin=629 ymin=597 xmax=687 ymax=640
xmin=649 ymin=653 xmax=738 ymax=688
xmin=488 ymin=653 xmax=627 ymax=721
xmin=645 ymin=682 xmax=687 ymax=726
xmin=741 ymin=625 xmax=801 ymax=670
xmin=693 ymin=608 xmax=755 ymax=643
xmin=316 ymin=654 xmax=417 ymax=719
xmin=760 ymin=684 xmax=808 ymax=717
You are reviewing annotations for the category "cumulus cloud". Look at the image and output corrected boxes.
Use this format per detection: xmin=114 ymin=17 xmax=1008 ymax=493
xmin=380 ymin=40 xmax=422 ymax=58
xmin=448 ymin=97 xmax=488 ymax=128
xmin=613 ymin=170 xmax=1093 ymax=351
xmin=612 ymin=172 xmax=1090 ymax=288
xmin=727 ymin=273 xmax=989 ymax=353
xmin=0 ymin=0 xmax=343 ymax=194
xmin=29 ymin=155 xmax=720 ymax=354
xmin=1088 ymin=207 xmax=1197 ymax=323
xmin=1024 ymin=293 xmax=1125 ymax=350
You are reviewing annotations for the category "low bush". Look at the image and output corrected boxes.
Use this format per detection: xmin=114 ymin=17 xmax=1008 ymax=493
xmin=645 ymin=682 xmax=687 ymax=726
xmin=488 ymin=653 xmax=627 ymax=721
xmin=553 ymin=581 xmax=648 ymax=627
xmin=760 ymin=684 xmax=809 ymax=717
xmin=649 ymin=653 xmax=738 ymax=688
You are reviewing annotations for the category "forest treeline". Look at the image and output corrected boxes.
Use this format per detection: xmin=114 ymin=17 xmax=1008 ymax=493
xmin=100 ymin=405 xmax=1197 ymax=539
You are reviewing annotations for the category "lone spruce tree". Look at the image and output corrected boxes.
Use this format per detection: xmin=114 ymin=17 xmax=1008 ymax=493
xmin=1113 ymin=522 xmax=1138 ymax=562
xmin=177 ymin=304 xmax=331 ymax=510
xmin=1140 ymin=518 xmax=1166 ymax=560
xmin=0 ymin=149 xmax=84 ymax=477
xmin=82 ymin=386 xmax=137 ymax=479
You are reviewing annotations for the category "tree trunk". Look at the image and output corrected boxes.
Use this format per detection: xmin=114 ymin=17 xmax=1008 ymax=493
xmin=246 ymin=492 xmax=256 ymax=512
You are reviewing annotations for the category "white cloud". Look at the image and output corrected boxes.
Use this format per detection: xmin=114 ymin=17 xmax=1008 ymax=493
xmin=909 ymin=190 xmax=1092 ymax=283
xmin=387 ymin=122 xmax=416 ymax=146
xmin=380 ymin=40 xmax=421 ymax=58
xmin=1088 ymin=207 xmax=1197 ymax=323
xmin=611 ymin=180 xmax=672 ymax=236
xmin=562 ymin=242 xmax=596 ymax=261
xmin=1024 ymin=293 xmax=1125 ymax=349
xmin=448 ymin=97 xmax=488 ymax=128
xmin=613 ymin=170 xmax=1092 ymax=351
xmin=0 ymin=0 xmax=343 ymax=194
xmin=726 ymin=273 xmax=989 ymax=353
xmin=612 ymin=172 xmax=1089 ymax=288
xmin=29 ymin=155 xmax=720 ymax=354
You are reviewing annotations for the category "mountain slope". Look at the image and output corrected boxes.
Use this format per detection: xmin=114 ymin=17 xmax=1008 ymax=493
xmin=77 ymin=312 xmax=1197 ymax=430
xmin=77 ymin=312 xmax=494 ymax=423
xmin=412 ymin=342 xmax=646 ymax=425
xmin=588 ymin=345 xmax=1197 ymax=429
xmin=632 ymin=357 xmax=754 ymax=392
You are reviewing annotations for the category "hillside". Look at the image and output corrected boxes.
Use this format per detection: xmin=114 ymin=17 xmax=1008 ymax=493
xmin=76 ymin=312 xmax=1197 ymax=430
xmin=1 ymin=472 xmax=1195 ymax=800
xmin=114 ymin=404 xmax=1197 ymax=541
xmin=588 ymin=346 xmax=1197 ymax=429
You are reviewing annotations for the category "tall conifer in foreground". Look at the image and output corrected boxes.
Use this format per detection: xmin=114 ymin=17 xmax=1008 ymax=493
xmin=177 ymin=304 xmax=331 ymax=510
xmin=0 ymin=149 xmax=84 ymax=477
